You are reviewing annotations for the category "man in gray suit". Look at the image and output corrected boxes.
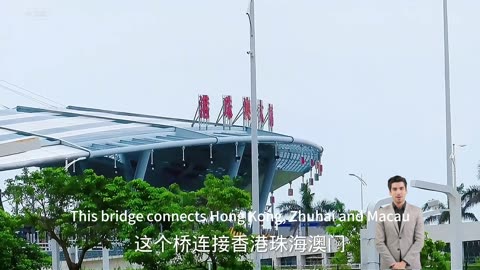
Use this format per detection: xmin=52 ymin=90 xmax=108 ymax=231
xmin=375 ymin=175 xmax=424 ymax=269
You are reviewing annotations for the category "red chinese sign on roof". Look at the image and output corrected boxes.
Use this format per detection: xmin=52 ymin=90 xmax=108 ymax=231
xmin=268 ymin=103 xmax=274 ymax=129
xmin=223 ymin=96 xmax=233 ymax=120
xmin=243 ymin=97 xmax=251 ymax=121
xmin=199 ymin=95 xmax=210 ymax=120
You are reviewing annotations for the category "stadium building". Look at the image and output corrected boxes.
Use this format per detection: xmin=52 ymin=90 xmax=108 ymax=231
xmin=0 ymin=103 xmax=331 ymax=269
xmin=0 ymin=104 xmax=323 ymax=202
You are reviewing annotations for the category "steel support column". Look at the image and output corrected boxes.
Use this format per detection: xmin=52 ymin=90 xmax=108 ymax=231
xmin=134 ymin=150 xmax=150 ymax=180
xmin=119 ymin=153 xmax=134 ymax=180
xmin=259 ymin=156 xmax=277 ymax=213
xmin=229 ymin=143 xmax=245 ymax=179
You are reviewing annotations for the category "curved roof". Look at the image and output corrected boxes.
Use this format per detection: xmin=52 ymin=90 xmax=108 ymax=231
xmin=0 ymin=106 xmax=323 ymax=176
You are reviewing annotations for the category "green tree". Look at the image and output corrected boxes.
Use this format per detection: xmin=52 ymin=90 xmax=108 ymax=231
xmin=119 ymin=178 xmax=182 ymax=270
xmin=326 ymin=210 xmax=366 ymax=264
xmin=0 ymin=210 xmax=50 ymax=270
xmin=420 ymin=232 xmax=450 ymax=270
xmin=120 ymin=174 xmax=253 ymax=270
xmin=277 ymin=183 xmax=345 ymax=236
xmin=187 ymin=174 xmax=253 ymax=270
xmin=4 ymin=167 xmax=131 ymax=270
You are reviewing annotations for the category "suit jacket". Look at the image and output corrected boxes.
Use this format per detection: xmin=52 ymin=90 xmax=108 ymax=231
xmin=375 ymin=202 xmax=424 ymax=270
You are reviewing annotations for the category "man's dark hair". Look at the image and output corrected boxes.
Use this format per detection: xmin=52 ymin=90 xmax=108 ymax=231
xmin=388 ymin=175 xmax=407 ymax=191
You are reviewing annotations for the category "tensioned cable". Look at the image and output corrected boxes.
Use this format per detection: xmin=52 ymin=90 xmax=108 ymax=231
xmin=0 ymin=83 xmax=56 ymax=108
xmin=0 ymin=80 xmax=66 ymax=108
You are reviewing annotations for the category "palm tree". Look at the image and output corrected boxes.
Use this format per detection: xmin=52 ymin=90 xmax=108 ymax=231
xmin=461 ymin=164 xmax=480 ymax=211
xmin=462 ymin=185 xmax=480 ymax=212
xmin=277 ymin=183 xmax=345 ymax=236
xmin=422 ymin=184 xmax=478 ymax=224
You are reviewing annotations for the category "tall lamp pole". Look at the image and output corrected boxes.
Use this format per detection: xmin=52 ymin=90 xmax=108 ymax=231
xmin=348 ymin=173 xmax=367 ymax=212
xmin=443 ymin=0 xmax=453 ymax=189
xmin=442 ymin=0 xmax=463 ymax=268
xmin=247 ymin=1 xmax=260 ymax=269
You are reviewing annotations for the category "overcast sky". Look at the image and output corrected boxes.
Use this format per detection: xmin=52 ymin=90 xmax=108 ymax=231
xmin=1 ymin=1 xmax=479 ymax=216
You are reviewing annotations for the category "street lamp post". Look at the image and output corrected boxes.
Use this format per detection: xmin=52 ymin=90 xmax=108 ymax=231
xmin=246 ymin=1 xmax=260 ymax=269
xmin=348 ymin=173 xmax=367 ymax=212
xmin=442 ymin=0 xmax=463 ymax=268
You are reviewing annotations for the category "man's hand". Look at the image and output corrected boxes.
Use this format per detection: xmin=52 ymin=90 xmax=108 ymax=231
xmin=391 ymin=261 xmax=407 ymax=269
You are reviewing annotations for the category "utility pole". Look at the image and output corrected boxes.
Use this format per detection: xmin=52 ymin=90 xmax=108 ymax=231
xmin=247 ymin=1 xmax=260 ymax=269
